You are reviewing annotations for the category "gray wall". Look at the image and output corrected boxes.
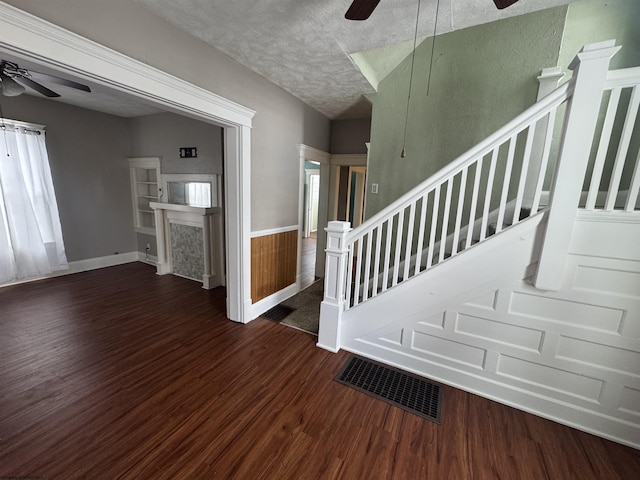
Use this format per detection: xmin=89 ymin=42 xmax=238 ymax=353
xmin=128 ymin=112 xmax=225 ymax=256
xmin=6 ymin=0 xmax=332 ymax=232
xmin=128 ymin=112 xmax=223 ymax=175
xmin=330 ymin=118 xmax=371 ymax=154
xmin=1 ymin=94 xmax=134 ymax=262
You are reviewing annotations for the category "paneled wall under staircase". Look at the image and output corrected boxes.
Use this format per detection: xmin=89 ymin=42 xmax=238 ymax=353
xmin=318 ymin=41 xmax=640 ymax=448
xmin=340 ymin=213 xmax=640 ymax=448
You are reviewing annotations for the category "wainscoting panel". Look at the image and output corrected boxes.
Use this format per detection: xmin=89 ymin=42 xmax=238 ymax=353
xmin=339 ymin=215 xmax=640 ymax=448
xmin=251 ymin=228 xmax=298 ymax=303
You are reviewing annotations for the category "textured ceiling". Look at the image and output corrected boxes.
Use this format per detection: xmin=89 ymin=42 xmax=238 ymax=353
xmin=139 ymin=0 xmax=573 ymax=119
xmin=2 ymin=0 xmax=573 ymax=119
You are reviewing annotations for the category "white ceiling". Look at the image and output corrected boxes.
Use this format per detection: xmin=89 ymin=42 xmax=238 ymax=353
xmin=1 ymin=0 xmax=572 ymax=119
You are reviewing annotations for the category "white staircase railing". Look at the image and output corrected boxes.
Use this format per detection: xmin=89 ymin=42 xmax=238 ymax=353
xmin=318 ymin=41 xmax=640 ymax=352
xmin=582 ymin=66 xmax=640 ymax=212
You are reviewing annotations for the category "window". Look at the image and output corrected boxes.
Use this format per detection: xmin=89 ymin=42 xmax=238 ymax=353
xmin=0 ymin=118 xmax=67 ymax=283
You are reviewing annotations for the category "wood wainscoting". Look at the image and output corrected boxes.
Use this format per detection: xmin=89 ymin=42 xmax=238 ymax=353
xmin=251 ymin=228 xmax=298 ymax=303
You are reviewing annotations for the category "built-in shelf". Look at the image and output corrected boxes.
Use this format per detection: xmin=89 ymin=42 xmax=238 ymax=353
xmin=128 ymin=157 xmax=161 ymax=236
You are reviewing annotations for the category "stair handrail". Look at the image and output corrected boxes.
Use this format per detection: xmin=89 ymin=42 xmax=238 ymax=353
xmin=318 ymin=41 xmax=624 ymax=354
xmin=344 ymin=81 xmax=573 ymax=244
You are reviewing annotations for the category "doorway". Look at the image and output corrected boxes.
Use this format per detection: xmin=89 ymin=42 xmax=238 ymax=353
xmin=0 ymin=6 xmax=255 ymax=322
xmin=300 ymin=166 xmax=320 ymax=289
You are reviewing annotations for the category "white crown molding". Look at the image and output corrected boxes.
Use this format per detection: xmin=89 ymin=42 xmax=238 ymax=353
xmin=0 ymin=1 xmax=256 ymax=127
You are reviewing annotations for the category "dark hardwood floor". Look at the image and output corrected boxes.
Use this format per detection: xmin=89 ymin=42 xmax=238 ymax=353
xmin=1 ymin=263 xmax=638 ymax=479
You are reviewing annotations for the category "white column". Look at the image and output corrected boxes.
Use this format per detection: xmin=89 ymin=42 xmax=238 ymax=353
xmin=224 ymin=125 xmax=252 ymax=323
xmin=522 ymin=67 xmax=566 ymax=211
xmin=202 ymin=213 xmax=213 ymax=290
xmin=317 ymin=221 xmax=351 ymax=352
xmin=153 ymin=207 xmax=171 ymax=275
xmin=534 ymin=41 xmax=620 ymax=291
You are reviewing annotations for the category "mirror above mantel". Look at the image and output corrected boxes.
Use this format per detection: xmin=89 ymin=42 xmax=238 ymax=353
xmin=161 ymin=173 xmax=223 ymax=208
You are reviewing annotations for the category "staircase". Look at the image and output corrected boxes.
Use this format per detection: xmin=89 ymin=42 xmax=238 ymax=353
xmin=318 ymin=41 xmax=640 ymax=449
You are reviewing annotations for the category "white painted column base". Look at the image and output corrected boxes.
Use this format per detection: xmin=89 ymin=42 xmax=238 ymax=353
xmin=317 ymin=301 xmax=343 ymax=352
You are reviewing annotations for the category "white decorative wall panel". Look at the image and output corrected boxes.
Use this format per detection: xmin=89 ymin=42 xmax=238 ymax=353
xmin=509 ymin=292 xmax=624 ymax=333
xmin=412 ymin=332 xmax=486 ymax=369
xmin=455 ymin=313 xmax=543 ymax=352
xmin=418 ymin=312 xmax=446 ymax=329
xmin=619 ymin=387 xmax=640 ymax=416
xmin=496 ymin=355 xmax=604 ymax=402
xmin=340 ymin=216 xmax=640 ymax=448
xmin=464 ymin=290 xmax=498 ymax=310
xmin=573 ymin=264 xmax=640 ymax=298
xmin=556 ymin=336 xmax=640 ymax=376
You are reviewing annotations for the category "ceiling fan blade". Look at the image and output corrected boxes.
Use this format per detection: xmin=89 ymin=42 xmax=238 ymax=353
xmin=29 ymin=70 xmax=91 ymax=93
xmin=493 ymin=0 xmax=520 ymax=9
xmin=345 ymin=0 xmax=381 ymax=20
xmin=14 ymin=76 xmax=61 ymax=98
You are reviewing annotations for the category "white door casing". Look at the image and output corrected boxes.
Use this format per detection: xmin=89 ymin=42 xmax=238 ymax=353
xmin=0 ymin=2 xmax=256 ymax=322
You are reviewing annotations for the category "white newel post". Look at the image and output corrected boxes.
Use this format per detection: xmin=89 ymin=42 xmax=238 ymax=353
xmin=522 ymin=67 xmax=566 ymax=211
xmin=317 ymin=221 xmax=351 ymax=352
xmin=534 ymin=40 xmax=620 ymax=291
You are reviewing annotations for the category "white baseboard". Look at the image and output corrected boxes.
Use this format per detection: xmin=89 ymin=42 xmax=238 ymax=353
xmin=250 ymin=283 xmax=299 ymax=321
xmin=346 ymin=341 xmax=640 ymax=450
xmin=1 ymin=251 xmax=141 ymax=288
xmin=136 ymin=252 xmax=158 ymax=265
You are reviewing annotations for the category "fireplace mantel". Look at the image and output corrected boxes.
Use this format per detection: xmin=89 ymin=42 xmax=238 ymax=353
xmin=150 ymin=202 xmax=224 ymax=289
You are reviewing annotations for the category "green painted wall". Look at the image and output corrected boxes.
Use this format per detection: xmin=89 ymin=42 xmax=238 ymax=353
xmin=558 ymin=0 xmax=640 ymax=195
xmin=560 ymin=0 xmax=640 ymax=70
xmin=366 ymin=7 xmax=568 ymax=216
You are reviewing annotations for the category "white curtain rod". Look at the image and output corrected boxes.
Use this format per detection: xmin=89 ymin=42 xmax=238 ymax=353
xmin=0 ymin=117 xmax=46 ymax=134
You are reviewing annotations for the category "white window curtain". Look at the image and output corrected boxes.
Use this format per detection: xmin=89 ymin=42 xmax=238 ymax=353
xmin=0 ymin=119 xmax=68 ymax=284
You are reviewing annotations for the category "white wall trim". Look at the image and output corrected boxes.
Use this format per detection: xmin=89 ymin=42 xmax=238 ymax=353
xmin=330 ymin=154 xmax=368 ymax=166
xmin=250 ymin=225 xmax=298 ymax=238
xmin=298 ymin=144 xmax=331 ymax=165
xmin=0 ymin=3 xmax=255 ymax=126
xmin=137 ymin=252 xmax=158 ymax=265
xmin=0 ymin=1 xmax=254 ymax=322
xmin=250 ymin=282 xmax=299 ymax=320
xmin=0 ymin=252 xmax=140 ymax=288
xmin=576 ymin=209 xmax=640 ymax=223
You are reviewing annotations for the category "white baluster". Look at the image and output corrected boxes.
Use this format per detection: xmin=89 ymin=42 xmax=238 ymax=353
xmin=452 ymin=169 xmax=467 ymax=255
xmin=523 ymin=67 xmax=565 ymax=211
xmin=586 ymin=87 xmax=621 ymax=210
xmin=439 ymin=177 xmax=453 ymax=262
xmin=496 ymin=135 xmax=517 ymax=233
xmin=427 ymin=186 xmax=439 ymax=269
xmin=625 ymin=148 xmax=640 ymax=211
xmin=605 ymin=85 xmax=640 ymax=211
xmin=466 ymin=158 xmax=483 ymax=249
xmin=403 ymin=202 xmax=416 ymax=280
xmin=480 ymin=149 xmax=498 ymax=241
xmin=414 ymin=193 xmax=429 ymax=275
xmin=513 ymin=125 xmax=536 ymax=225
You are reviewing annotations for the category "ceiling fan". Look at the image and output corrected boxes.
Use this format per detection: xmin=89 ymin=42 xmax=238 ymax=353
xmin=346 ymin=0 xmax=520 ymax=20
xmin=0 ymin=60 xmax=91 ymax=98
